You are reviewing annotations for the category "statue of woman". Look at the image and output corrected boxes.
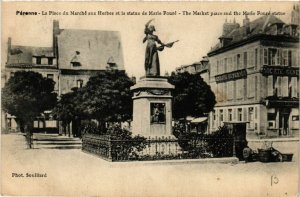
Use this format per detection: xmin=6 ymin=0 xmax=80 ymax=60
xmin=143 ymin=19 xmax=179 ymax=77
xmin=143 ymin=19 xmax=164 ymax=77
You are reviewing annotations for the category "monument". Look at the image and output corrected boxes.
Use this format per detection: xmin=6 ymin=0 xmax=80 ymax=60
xmin=131 ymin=19 xmax=178 ymax=137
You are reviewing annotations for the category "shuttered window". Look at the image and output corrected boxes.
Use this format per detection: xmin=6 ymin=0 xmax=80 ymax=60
xmin=227 ymin=81 xmax=234 ymax=100
xmin=267 ymin=76 xmax=274 ymax=96
xmin=281 ymin=77 xmax=289 ymax=97
xmin=291 ymin=50 xmax=297 ymax=67
xmin=291 ymin=77 xmax=298 ymax=98
xmin=236 ymin=79 xmax=244 ymax=99
xmin=247 ymin=75 xmax=255 ymax=98
xmin=276 ymin=77 xmax=282 ymax=97
xmin=263 ymin=48 xmax=268 ymax=65
xmin=244 ymin=52 xmax=248 ymax=68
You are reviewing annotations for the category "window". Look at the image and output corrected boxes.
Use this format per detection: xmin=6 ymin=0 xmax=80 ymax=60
xmin=248 ymin=107 xmax=254 ymax=129
xmin=267 ymin=112 xmax=276 ymax=121
xmin=283 ymin=50 xmax=292 ymax=66
xmin=255 ymin=76 xmax=258 ymax=99
xmin=237 ymin=54 xmax=241 ymax=69
xmin=248 ymin=51 xmax=254 ymax=68
xmin=36 ymin=57 xmax=41 ymax=64
xmin=238 ymin=108 xmax=242 ymax=121
xmin=263 ymin=48 xmax=268 ymax=65
xmin=228 ymin=109 xmax=233 ymax=121
xmin=280 ymin=77 xmax=289 ymax=97
xmin=71 ymin=62 xmax=81 ymax=67
xmin=254 ymin=107 xmax=257 ymax=119
xmin=227 ymin=81 xmax=233 ymax=100
xmin=220 ymin=109 xmax=223 ymax=122
xmin=48 ymin=58 xmax=53 ymax=65
xmin=233 ymin=55 xmax=237 ymax=70
xmin=247 ymin=75 xmax=255 ymax=98
xmin=267 ymin=76 xmax=274 ymax=96
xmin=47 ymin=74 xmax=54 ymax=80
xmin=288 ymin=51 xmax=292 ymax=67
xmin=77 ymin=80 xmax=83 ymax=88
xmin=243 ymin=52 xmax=248 ymax=68
xmin=289 ymin=77 xmax=299 ymax=98
xmin=255 ymin=48 xmax=258 ymax=69
xmin=236 ymin=79 xmax=244 ymax=99
xmin=269 ymin=48 xmax=277 ymax=66
xmin=228 ymin=57 xmax=233 ymax=72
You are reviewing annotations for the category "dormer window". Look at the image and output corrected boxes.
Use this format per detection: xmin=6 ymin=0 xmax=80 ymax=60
xmin=70 ymin=51 xmax=81 ymax=67
xmin=36 ymin=57 xmax=41 ymax=64
xmin=290 ymin=24 xmax=297 ymax=36
xmin=219 ymin=36 xmax=233 ymax=47
xmin=273 ymin=23 xmax=284 ymax=35
xmin=107 ymin=56 xmax=117 ymax=69
xmin=48 ymin=58 xmax=53 ymax=65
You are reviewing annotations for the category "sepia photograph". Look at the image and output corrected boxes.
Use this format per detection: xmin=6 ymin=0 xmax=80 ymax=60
xmin=1 ymin=1 xmax=299 ymax=196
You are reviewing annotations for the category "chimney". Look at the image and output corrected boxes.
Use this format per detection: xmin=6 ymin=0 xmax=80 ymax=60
xmin=222 ymin=18 xmax=240 ymax=35
xmin=53 ymin=20 xmax=60 ymax=57
xmin=243 ymin=15 xmax=251 ymax=35
xmin=7 ymin=37 xmax=12 ymax=63
xmin=8 ymin=37 xmax=11 ymax=52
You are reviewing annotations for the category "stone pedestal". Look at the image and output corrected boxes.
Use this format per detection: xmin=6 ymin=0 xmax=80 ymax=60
xmin=131 ymin=77 xmax=174 ymax=137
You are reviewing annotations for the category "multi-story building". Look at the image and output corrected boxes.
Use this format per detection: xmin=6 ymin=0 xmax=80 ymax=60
xmin=175 ymin=56 xmax=210 ymax=84
xmin=207 ymin=9 xmax=299 ymax=138
xmin=3 ymin=20 xmax=124 ymax=133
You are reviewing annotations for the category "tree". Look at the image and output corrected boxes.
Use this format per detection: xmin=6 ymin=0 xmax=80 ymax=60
xmin=52 ymin=88 xmax=79 ymax=136
xmin=168 ymin=71 xmax=216 ymax=120
xmin=53 ymin=70 xmax=134 ymax=135
xmin=80 ymin=70 xmax=134 ymax=132
xmin=2 ymin=71 xmax=57 ymax=146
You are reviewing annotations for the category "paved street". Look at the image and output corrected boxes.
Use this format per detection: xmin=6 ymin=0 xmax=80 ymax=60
xmin=1 ymin=133 xmax=299 ymax=197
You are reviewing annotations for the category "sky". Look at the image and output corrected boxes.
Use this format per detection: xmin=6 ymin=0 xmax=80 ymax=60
xmin=2 ymin=2 xmax=295 ymax=78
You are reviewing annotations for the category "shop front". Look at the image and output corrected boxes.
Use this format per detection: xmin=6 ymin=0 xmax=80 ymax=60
xmin=266 ymin=99 xmax=299 ymax=137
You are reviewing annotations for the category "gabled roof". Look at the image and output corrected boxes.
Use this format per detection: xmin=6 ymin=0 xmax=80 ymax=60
xmin=57 ymin=29 xmax=124 ymax=70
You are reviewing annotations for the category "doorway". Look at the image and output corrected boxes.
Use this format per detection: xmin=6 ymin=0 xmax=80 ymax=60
xmin=279 ymin=108 xmax=291 ymax=136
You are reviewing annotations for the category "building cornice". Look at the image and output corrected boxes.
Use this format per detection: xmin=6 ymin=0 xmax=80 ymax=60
xmin=208 ymin=34 xmax=299 ymax=57
xmin=6 ymin=63 xmax=58 ymax=70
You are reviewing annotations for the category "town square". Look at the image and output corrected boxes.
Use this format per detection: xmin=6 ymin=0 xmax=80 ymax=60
xmin=1 ymin=2 xmax=299 ymax=196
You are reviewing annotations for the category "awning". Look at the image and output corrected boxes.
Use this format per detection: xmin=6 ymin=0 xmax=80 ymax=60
xmin=186 ymin=116 xmax=194 ymax=121
xmin=191 ymin=117 xmax=207 ymax=123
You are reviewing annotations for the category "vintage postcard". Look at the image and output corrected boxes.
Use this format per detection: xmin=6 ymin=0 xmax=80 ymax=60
xmin=1 ymin=1 xmax=299 ymax=196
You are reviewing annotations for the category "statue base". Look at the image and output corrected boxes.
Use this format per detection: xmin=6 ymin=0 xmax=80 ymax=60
xmin=130 ymin=77 xmax=175 ymax=137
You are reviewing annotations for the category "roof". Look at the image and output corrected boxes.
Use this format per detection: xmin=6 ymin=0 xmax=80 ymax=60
xmin=208 ymin=15 xmax=291 ymax=55
xmin=57 ymin=29 xmax=124 ymax=70
xmin=7 ymin=46 xmax=54 ymax=66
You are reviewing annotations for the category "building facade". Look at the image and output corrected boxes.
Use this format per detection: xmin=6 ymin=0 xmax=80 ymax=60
xmin=3 ymin=20 xmax=124 ymax=133
xmin=175 ymin=56 xmax=210 ymax=84
xmin=207 ymin=12 xmax=299 ymax=138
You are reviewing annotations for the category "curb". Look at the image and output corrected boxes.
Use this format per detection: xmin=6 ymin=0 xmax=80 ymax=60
xmin=248 ymin=138 xmax=299 ymax=142
xmin=106 ymin=157 xmax=239 ymax=167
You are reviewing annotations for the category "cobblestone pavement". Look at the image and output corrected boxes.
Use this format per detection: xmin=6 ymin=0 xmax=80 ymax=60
xmin=1 ymin=133 xmax=298 ymax=197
